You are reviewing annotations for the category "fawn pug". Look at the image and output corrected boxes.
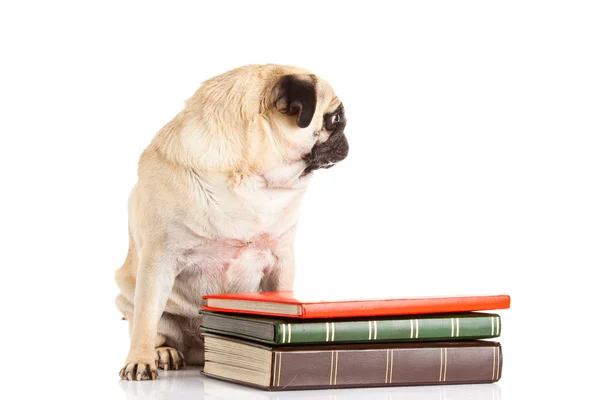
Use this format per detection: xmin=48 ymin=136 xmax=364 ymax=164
xmin=115 ymin=64 xmax=349 ymax=380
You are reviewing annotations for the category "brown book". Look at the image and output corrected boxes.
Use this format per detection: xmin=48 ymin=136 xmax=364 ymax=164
xmin=201 ymin=333 xmax=503 ymax=391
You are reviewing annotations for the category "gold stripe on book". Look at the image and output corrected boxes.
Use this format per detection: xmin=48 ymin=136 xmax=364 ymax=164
xmin=496 ymin=316 xmax=500 ymax=336
xmin=279 ymin=352 xmax=283 ymax=386
xmin=491 ymin=316 xmax=495 ymax=336
xmin=368 ymin=321 xmax=372 ymax=340
xmin=389 ymin=350 xmax=394 ymax=383
xmin=494 ymin=347 xmax=497 ymax=380
xmin=385 ymin=350 xmax=389 ymax=383
xmin=271 ymin=354 xmax=275 ymax=387
xmin=416 ymin=320 xmax=419 ymax=338
xmin=451 ymin=318 xmax=454 ymax=337
xmin=277 ymin=352 xmax=282 ymax=386
xmin=374 ymin=321 xmax=378 ymax=340
xmin=282 ymin=324 xmax=286 ymax=344
xmin=443 ymin=348 xmax=448 ymax=382
xmin=456 ymin=318 xmax=460 ymax=337
xmin=495 ymin=346 xmax=501 ymax=380
xmin=332 ymin=322 xmax=335 ymax=342
xmin=410 ymin=320 xmax=414 ymax=339
xmin=334 ymin=351 xmax=339 ymax=385
xmin=492 ymin=346 xmax=496 ymax=380
xmin=438 ymin=348 xmax=443 ymax=381
xmin=498 ymin=346 xmax=501 ymax=379
xmin=287 ymin=323 xmax=291 ymax=343
xmin=326 ymin=322 xmax=330 ymax=342
xmin=329 ymin=351 xmax=334 ymax=385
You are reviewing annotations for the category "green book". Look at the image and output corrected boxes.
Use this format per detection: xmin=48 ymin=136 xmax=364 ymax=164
xmin=200 ymin=311 xmax=502 ymax=345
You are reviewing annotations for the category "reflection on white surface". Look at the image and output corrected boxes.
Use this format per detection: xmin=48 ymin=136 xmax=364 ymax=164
xmin=119 ymin=367 xmax=501 ymax=400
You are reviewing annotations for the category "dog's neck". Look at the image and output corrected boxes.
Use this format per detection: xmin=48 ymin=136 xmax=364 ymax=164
xmin=259 ymin=160 xmax=313 ymax=189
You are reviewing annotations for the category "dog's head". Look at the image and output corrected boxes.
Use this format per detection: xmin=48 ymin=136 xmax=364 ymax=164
xmin=177 ymin=64 xmax=348 ymax=180
xmin=269 ymin=71 xmax=349 ymax=176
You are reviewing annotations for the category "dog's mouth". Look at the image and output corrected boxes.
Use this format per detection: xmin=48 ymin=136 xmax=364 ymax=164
xmin=302 ymin=132 xmax=349 ymax=175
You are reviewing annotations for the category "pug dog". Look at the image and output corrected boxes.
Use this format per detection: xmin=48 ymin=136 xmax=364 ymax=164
xmin=114 ymin=64 xmax=349 ymax=380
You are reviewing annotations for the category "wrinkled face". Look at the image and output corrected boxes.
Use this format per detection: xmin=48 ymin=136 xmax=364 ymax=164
xmin=272 ymin=74 xmax=349 ymax=176
xmin=303 ymin=102 xmax=348 ymax=175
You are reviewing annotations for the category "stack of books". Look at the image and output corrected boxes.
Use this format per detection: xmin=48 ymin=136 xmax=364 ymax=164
xmin=198 ymin=291 xmax=510 ymax=391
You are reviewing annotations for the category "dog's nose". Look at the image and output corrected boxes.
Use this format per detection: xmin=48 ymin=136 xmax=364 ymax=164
xmin=331 ymin=134 xmax=349 ymax=162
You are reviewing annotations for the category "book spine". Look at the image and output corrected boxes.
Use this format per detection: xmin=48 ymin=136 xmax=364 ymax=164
xmin=270 ymin=342 xmax=502 ymax=390
xmin=274 ymin=315 xmax=501 ymax=344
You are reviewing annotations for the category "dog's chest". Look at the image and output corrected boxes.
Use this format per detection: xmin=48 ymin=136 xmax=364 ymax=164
xmin=206 ymin=176 xmax=307 ymax=241
xmin=169 ymin=229 xmax=290 ymax=316
xmin=167 ymin=176 xmax=305 ymax=316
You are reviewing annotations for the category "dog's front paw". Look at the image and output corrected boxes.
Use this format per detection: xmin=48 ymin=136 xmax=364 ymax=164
xmin=119 ymin=360 xmax=158 ymax=381
xmin=156 ymin=347 xmax=186 ymax=371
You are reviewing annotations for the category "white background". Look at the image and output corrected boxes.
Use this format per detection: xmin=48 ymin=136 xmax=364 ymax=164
xmin=1 ymin=1 xmax=599 ymax=399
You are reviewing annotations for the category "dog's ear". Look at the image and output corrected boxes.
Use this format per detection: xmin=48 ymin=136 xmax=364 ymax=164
xmin=273 ymin=74 xmax=317 ymax=128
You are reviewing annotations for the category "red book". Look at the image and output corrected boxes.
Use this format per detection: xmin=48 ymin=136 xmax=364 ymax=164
xmin=201 ymin=291 xmax=510 ymax=319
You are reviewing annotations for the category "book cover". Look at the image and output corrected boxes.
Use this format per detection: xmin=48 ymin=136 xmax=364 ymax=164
xmin=200 ymin=310 xmax=502 ymax=345
xmin=200 ymin=291 xmax=511 ymax=318
xmin=201 ymin=333 xmax=503 ymax=391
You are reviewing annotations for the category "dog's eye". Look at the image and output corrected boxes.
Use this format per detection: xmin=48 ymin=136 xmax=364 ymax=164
xmin=324 ymin=113 xmax=342 ymax=131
